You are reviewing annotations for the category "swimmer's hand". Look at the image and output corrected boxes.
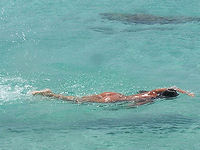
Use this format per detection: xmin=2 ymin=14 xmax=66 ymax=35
xmin=187 ymin=92 xmax=195 ymax=97
xmin=32 ymin=89 xmax=52 ymax=96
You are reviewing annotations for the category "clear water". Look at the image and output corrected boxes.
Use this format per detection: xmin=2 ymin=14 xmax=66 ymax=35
xmin=1 ymin=0 xmax=200 ymax=149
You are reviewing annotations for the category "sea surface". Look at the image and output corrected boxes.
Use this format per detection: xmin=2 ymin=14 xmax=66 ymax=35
xmin=1 ymin=0 xmax=200 ymax=149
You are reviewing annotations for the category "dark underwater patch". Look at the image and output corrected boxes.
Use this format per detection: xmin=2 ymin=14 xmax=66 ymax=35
xmin=101 ymin=13 xmax=200 ymax=25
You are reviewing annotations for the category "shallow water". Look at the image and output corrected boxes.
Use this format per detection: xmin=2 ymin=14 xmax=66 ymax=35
xmin=1 ymin=0 xmax=200 ymax=149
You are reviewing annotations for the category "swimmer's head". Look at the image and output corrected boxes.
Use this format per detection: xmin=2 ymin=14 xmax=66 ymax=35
xmin=160 ymin=89 xmax=179 ymax=98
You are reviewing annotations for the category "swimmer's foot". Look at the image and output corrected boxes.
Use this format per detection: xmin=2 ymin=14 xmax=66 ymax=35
xmin=32 ymin=89 xmax=52 ymax=96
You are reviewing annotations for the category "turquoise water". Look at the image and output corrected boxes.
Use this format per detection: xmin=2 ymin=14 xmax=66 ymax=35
xmin=1 ymin=0 xmax=200 ymax=149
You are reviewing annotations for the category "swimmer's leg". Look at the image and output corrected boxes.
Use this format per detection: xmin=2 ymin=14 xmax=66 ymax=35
xmin=32 ymin=89 xmax=80 ymax=102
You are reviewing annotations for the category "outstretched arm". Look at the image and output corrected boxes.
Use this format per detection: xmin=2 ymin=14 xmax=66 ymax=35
xmin=32 ymin=89 xmax=80 ymax=102
xmin=150 ymin=86 xmax=195 ymax=97
xmin=171 ymin=86 xmax=195 ymax=97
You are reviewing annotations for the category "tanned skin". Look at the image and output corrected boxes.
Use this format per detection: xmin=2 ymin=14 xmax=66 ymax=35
xmin=32 ymin=87 xmax=194 ymax=106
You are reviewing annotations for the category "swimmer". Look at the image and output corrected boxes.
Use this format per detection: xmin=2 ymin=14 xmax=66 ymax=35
xmin=32 ymin=86 xmax=194 ymax=106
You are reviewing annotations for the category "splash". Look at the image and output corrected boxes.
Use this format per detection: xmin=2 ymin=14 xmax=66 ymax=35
xmin=0 ymin=75 xmax=33 ymax=104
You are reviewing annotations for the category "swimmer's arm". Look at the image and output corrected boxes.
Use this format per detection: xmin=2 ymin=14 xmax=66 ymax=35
xmin=151 ymin=87 xmax=195 ymax=97
xmin=128 ymin=99 xmax=154 ymax=107
xmin=32 ymin=89 xmax=80 ymax=101
xmin=135 ymin=99 xmax=154 ymax=106
xmin=170 ymin=86 xmax=195 ymax=97
xmin=150 ymin=88 xmax=168 ymax=94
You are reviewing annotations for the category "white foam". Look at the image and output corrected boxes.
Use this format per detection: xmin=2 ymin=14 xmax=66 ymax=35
xmin=0 ymin=76 xmax=33 ymax=104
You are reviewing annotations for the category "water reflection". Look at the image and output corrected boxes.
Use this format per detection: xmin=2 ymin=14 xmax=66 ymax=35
xmin=75 ymin=114 xmax=196 ymax=134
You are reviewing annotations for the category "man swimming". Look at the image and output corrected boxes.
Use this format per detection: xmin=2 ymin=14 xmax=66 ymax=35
xmin=32 ymin=86 xmax=194 ymax=106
